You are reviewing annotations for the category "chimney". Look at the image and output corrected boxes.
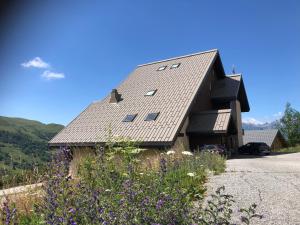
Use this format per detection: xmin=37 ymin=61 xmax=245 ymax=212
xmin=109 ymin=89 xmax=120 ymax=103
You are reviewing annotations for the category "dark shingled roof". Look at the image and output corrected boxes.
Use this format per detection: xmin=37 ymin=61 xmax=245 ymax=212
xmin=243 ymin=129 xmax=287 ymax=147
xmin=187 ymin=109 xmax=232 ymax=134
xmin=211 ymin=74 xmax=250 ymax=112
xmin=49 ymin=49 xmax=220 ymax=146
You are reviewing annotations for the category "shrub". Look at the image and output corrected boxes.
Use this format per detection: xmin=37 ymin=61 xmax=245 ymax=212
xmin=0 ymin=140 xmax=260 ymax=224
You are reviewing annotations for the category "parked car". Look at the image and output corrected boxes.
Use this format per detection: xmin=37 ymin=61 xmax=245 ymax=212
xmin=238 ymin=142 xmax=271 ymax=155
xmin=200 ymin=144 xmax=227 ymax=156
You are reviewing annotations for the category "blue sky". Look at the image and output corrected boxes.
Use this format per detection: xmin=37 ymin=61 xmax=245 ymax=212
xmin=0 ymin=0 xmax=299 ymax=125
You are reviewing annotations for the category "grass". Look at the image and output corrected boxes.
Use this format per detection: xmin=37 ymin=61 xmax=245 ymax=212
xmin=275 ymin=145 xmax=300 ymax=153
xmin=0 ymin=141 xmax=260 ymax=224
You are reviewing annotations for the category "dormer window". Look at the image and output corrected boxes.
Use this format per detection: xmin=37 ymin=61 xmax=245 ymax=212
xmin=122 ymin=114 xmax=137 ymax=122
xmin=145 ymin=112 xmax=160 ymax=121
xmin=157 ymin=66 xmax=167 ymax=71
xmin=170 ymin=63 xmax=181 ymax=69
xmin=145 ymin=89 xmax=157 ymax=96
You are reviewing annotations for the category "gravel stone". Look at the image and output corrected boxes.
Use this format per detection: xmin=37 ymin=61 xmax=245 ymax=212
xmin=206 ymin=152 xmax=300 ymax=225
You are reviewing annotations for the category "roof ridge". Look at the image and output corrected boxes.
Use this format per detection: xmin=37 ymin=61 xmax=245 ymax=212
xmin=137 ymin=49 xmax=218 ymax=67
xmin=245 ymin=129 xmax=279 ymax=132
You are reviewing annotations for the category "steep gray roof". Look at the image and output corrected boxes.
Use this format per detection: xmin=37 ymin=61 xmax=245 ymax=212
xmin=243 ymin=129 xmax=285 ymax=147
xmin=49 ymin=49 xmax=219 ymax=146
xmin=187 ymin=109 xmax=231 ymax=134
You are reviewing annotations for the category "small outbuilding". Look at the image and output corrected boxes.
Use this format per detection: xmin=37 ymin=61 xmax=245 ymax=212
xmin=243 ymin=129 xmax=287 ymax=150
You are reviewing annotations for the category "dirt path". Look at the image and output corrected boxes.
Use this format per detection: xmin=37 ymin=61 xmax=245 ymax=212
xmin=207 ymin=152 xmax=300 ymax=225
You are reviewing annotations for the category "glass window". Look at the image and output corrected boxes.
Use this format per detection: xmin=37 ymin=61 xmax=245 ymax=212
xmin=170 ymin=63 xmax=181 ymax=69
xmin=145 ymin=89 xmax=157 ymax=96
xmin=122 ymin=114 xmax=137 ymax=122
xmin=157 ymin=66 xmax=167 ymax=71
xmin=145 ymin=112 xmax=160 ymax=121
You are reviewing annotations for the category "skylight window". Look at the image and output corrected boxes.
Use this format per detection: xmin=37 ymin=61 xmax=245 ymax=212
xmin=122 ymin=114 xmax=137 ymax=122
xmin=157 ymin=66 xmax=167 ymax=71
xmin=145 ymin=112 xmax=160 ymax=121
xmin=170 ymin=63 xmax=181 ymax=69
xmin=145 ymin=89 xmax=157 ymax=96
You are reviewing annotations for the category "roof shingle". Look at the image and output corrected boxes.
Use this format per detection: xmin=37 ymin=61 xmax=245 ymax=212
xmin=49 ymin=49 xmax=218 ymax=146
xmin=187 ymin=109 xmax=232 ymax=134
xmin=243 ymin=129 xmax=284 ymax=147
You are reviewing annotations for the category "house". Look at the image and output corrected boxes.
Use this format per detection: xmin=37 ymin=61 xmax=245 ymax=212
xmin=243 ymin=129 xmax=287 ymax=150
xmin=49 ymin=49 xmax=250 ymax=175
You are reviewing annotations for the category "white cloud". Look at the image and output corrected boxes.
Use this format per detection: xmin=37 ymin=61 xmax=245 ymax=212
xmin=41 ymin=70 xmax=65 ymax=80
xmin=242 ymin=117 xmax=264 ymax=125
xmin=21 ymin=57 xmax=50 ymax=69
xmin=273 ymin=111 xmax=283 ymax=118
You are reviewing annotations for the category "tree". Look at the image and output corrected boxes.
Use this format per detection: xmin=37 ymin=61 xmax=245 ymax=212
xmin=278 ymin=103 xmax=300 ymax=146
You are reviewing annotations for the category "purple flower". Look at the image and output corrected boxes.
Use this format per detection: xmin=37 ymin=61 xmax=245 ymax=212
xmin=156 ymin=199 xmax=164 ymax=209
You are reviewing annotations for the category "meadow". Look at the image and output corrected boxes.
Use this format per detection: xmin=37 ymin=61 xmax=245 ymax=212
xmin=0 ymin=139 xmax=261 ymax=225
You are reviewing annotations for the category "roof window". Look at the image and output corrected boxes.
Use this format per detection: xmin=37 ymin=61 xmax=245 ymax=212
xmin=145 ymin=89 xmax=157 ymax=96
xmin=122 ymin=114 xmax=137 ymax=122
xmin=145 ymin=112 xmax=160 ymax=121
xmin=170 ymin=63 xmax=181 ymax=69
xmin=157 ymin=66 xmax=167 ymax=71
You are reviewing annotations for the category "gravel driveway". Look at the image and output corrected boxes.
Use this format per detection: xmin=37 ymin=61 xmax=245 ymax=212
xmin=207 ymin=152 xmax=300 ymax=225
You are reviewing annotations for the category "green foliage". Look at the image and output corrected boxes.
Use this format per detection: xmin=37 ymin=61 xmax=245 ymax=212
xmin=192 ymin=186 xmax=262 ymax=225
xmin=275 ymin=145 xmax=300 ymax=153
xmin=278 ymin=103 xmax=300 ymax=146
xmin=1 ymin=140 xmax=260 ymax=224
xmin=0 ymin=116 xmax=64 ymax=188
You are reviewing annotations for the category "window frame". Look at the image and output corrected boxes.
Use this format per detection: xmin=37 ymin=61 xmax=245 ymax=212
xmin=170 ymin=63 xmax=181 ymax=69
xmin=144 ymin=89 xmax=157 ymax=96
xmin=122 ymin=114 xmax=137 ymax=122
xmin=144 ymin=112 xmax=160 ymax=121
xmin=157 ymin=65 xmax=167 ymax=71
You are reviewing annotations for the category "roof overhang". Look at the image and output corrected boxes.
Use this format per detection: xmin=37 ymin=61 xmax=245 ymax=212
xmin=186 ymin=109 xmax=232 ymax=135
xmin=211 ymin=74 xmax=250 ymax=112
xmin=49 ymin=141 xmax=173 ymax=148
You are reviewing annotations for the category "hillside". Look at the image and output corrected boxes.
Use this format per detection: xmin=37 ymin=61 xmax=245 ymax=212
xmin=0 ymin=116 xmax=64 ymax=187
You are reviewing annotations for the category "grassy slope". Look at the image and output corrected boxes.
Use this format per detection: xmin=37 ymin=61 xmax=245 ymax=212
xmin=0 ymin=116 xmax=64 ymax=176
xmin=275 ymin=145 xmax=300 ymax=153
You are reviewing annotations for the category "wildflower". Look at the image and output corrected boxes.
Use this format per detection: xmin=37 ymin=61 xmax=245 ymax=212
xmin=139 ymin=172 xmax=144 ymax=175
xmin=182 ymin=151 xmax=193 ymax=156
xmin=69 ymin=208 xmax=76 ymax=213
xmin=187 ymin=172 xmax=195 ymax=177
xmin=156 ymin=199 xmax=164 ymax=209
xmin=105 ymin=189 xmax=111 ymax=192
xmin=160 ymin=157 xmax=167 ymax=174
xmin=166 ymin=150 xmax=175 ymax=155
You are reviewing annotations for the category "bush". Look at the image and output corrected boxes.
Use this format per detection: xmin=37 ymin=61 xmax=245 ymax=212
xmin=0 ymin=140 xmax=260 ymax=224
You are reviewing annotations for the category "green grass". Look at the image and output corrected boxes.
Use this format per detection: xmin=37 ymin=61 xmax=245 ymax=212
xmin=0 ymin=116 xmax=64 ymax=188
xmin=275 ymin=145 xmax=300 ymax=153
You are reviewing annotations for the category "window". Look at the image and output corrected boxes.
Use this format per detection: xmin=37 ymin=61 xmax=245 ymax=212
xmin=145 ymin=112 xmax=160 ymax=121
xmin=145 ymin=89 xmax=157 ymax=96
xmin=122 ymin=114 xmax=137 ymax=122
xmin=170 ymin=63 xmax=181 ymax=69
xmin=157 ymin=66 xmax=167 ymax=71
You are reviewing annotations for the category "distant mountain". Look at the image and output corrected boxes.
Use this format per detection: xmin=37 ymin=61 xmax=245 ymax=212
xmin=0 ymin=116 xmax=64 ymax=187
xmin=242 ymin=120 xmax=279 ymax=130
